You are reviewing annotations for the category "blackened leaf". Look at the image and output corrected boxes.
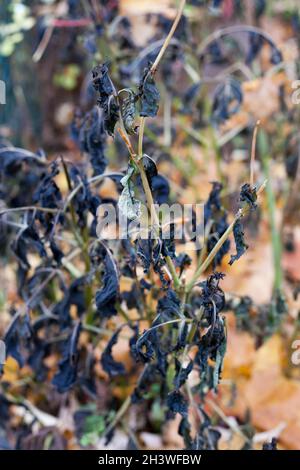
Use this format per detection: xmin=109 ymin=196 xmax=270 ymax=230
xmin=92 ymin=64 xmax=119 ymax=136
xmin=204 ymin=181 xmax=223 ymax=223
xmin=167 ymin=390 xmax=188 ymax=418
xmin=101 ymin=328 xmax=126 ymax=378
xmin=156 ymin=290 xmax=181 ymax=321
xmin=33 ymin=161 xmax=62 ymax=210
xmin=195 ymin=316 xmax=226 ymax=395
xmin=53 ymin=276 xmax=87 ymax=327
xmin=229 ymin=219 xmax=248 ymax=265
xmin=95 ymin=245 xmax=119 ymax=318
xmin=135 ymin=235 xmax=153 ymax=273
xmin=33 ymin=161 xmax=63 ymax=234
xmin=175 ymin=253 xmax=192 ymax=276
xmin=240 ymin=183 xmax=257 ymax=209
xmin=212 ymin=79 xmax=243 ymax=124
xmin=133 ymin=329 xmax=156 ymax=363
xmin=74 ymin=107 xmax=107 ymax=175
xmin=28 ymin=336 xmax=49 ymax=382
xmin=52 ymin=321 xmax=82 ymax=393
xmin=11 ymin=221 xmax=46 ymax=271
xmin=49 ymin=239 xmax=64 ymax=265
xmin=139 ymin=66 xmax=160 ymax=118
xmin=4 ymin=311 xmax=31 ymax=368
xmin=162 ymin=223 xmax=176 ymax=259
xmin=151 ymin=174 xmax=170 ymax=204
xmin=178 ymin=417 xmax=192 ymax=448
xmin=142 ymin=154 xmax=158 ymax=184
xmin=197 ymin=272 xmax=225 ymax=323
xmin=174 ymin=358 xmax=193 ymax=389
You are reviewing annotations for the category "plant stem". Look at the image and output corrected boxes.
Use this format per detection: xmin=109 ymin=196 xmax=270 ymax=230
xmin=138 ymin=117 xmax=146 ymax=157
xmin=150 ymin=0 xmax=186 ymax=74
xmin=103 ymin=395 xmax=132 ymax=439
xmin=133 ymin=1 xmax=187 ymax=291
xmin=136 ymin=157 xmax=181 ymax=290
xmin=259 ymin=131 xmax=283 ymax=292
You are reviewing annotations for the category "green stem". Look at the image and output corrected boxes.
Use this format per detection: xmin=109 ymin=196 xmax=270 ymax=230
xmin=259 ymin=131 xmax=283 ymax=292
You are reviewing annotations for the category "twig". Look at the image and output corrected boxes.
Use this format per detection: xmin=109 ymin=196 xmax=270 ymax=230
xmin=0 ymin=206 xmax=58 ymax=215
xmin=32 ymin=24 xmax=55 ymax=63
xmin=150 ymin=0 xmax=186 ymax=74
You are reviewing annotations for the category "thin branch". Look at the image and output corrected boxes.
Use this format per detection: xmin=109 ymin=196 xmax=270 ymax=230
xmin=150 ymin=0 xmax=186 ymax=74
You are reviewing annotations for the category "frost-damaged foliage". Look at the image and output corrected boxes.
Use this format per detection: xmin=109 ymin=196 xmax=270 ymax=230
xmin=138 ymin=65 xmax=160 ymax=118
xmin=52 ymin=321 xmax=82 ymax=393
xmin=92 ymin=63 xmax=119 ymax=135
xmin=93 ymin=243 xmax=120 ymax=319
xmin=204 ymin=182 xmax=230 ymax=267
xmin=101 ymin=327 xmax=126 ymax=378
xmin=0 ymin=1 xmax=282 ymax=451
xmin=72 ymin=107 xmax=107 ymax=175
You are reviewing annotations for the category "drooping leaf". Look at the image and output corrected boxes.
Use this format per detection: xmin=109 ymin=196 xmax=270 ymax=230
xmin=133 ymin=329 xmax=156 ymax=363
xmin=229 ymin=219 xmax=248 ymax=265
xmin=101 ymin=328 xmax=126 ymax=378
xmin=52 ymin=321 xmax=82 ymax=393
xmin=139 ymin=65 xmax=160 ymax=118
xmin=204 ymin=182 xmax=230 ymax=267
xmin=92 ymin=63 xmax=119 ymax=135
xmin=173 ymin=358 xmax=193 ymax=389
xmin=166 ymin=390 xmax=188 ymax=418
xmin=31 ymin=161 xmax=63 ymax=235
xmin=240 ymin=183 xmax=257 ymax=209
xmin=4 ymin=311 xmax=32 ymax=368
xmin=53 ymin=276 xmax=88 ymax=327
xmin=95 ymin=245 xmax=119 ymax=318
xmin=11 ymin=221 xmax=47 ymax=271
xmin=212 ymin=79 xmax=243 ymax=124
xmin=73 ymin=107 xmax=107 ymax=175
